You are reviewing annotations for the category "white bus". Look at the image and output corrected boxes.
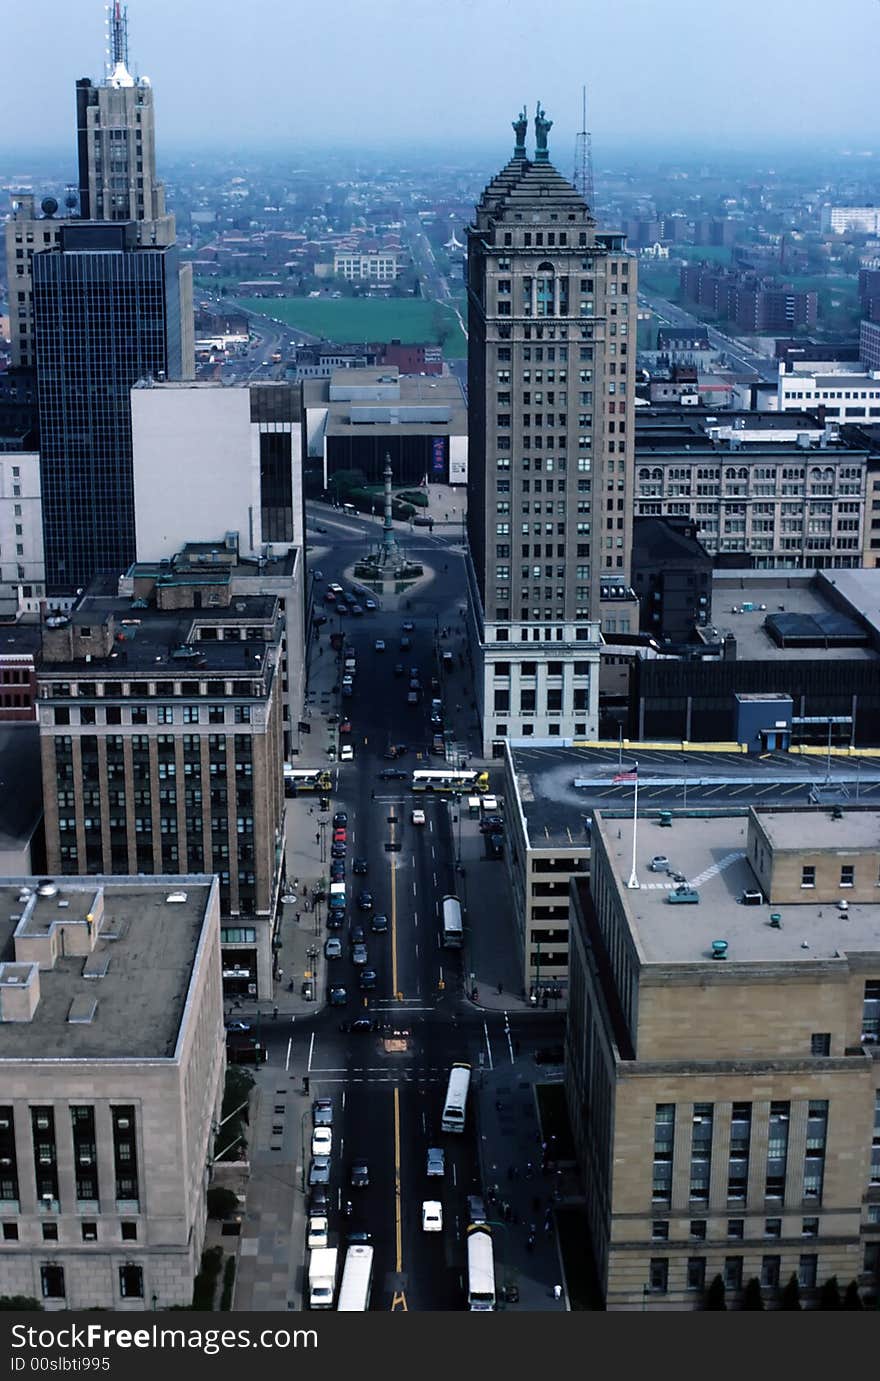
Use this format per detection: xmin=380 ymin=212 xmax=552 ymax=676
xmin=441 ymin=894 xmax=463 ymax=949
xmin=336 ymin=1244 xmax=374 ymax=1311
xmin=441 ymin=1062 xmax=471 ymax=1133
xmin=412 ymin=769 xmax=490 ymax=794
xmin=466 ymin=1225 xmax=496 ymax=1311
xmin=284 ymin=767 xmax=332 ymax=795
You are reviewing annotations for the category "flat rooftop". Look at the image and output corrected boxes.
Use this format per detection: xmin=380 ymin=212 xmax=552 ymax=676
xmin=708 ymin=574 xmax=880 ymax=661
xmin=0 ymin=877 xmax=216 ymax=1060
xmin=509 ymin=744 xmax=880 ymax=850
xmin=597 ymin=812 xmax=880 ymax=965
xmin=758 ymin=809 xmax=880 ymax=850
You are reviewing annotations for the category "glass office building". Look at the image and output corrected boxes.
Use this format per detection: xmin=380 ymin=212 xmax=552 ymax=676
xmin=33 ymin=222 xmax=184 ymax=591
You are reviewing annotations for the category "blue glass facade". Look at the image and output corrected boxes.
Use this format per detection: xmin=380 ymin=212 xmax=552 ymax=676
xmin=33 ymin=223 xmax=183 ymax=591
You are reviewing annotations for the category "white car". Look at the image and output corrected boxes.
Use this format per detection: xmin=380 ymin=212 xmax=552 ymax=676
xmin=307 ymin=1215 xmax=328 ymax=1250
xmin=411 ymin=809 xmax=426 ymax=826
xmin=340 ymin=744 xmax=354 ymax=762
xmin=422 ymin=1200 xmax=443 ymax=1232
xmin=374 ymin=639 xmax=386 ymax=651
xmin=311 ymin=1126 xmax=333 ymax=1157
xmin=328 ymin=583 xmax=343 ymax=595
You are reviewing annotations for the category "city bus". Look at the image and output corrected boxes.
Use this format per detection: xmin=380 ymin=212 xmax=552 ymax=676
xmin=441 ymin=1062 xmax=471 ymax=1133
xmin=284 ymin=767 xmax=332 ymax=796
xmin=411 ymin=769 xmax=490 ymax=794
xmin=336 ymin=1244 xmax=374 ymax=1311
xmin=466 ymin=1224 xmax=496 ymax=1311
xmin=441 ymin=894 xmax=463 ymax=949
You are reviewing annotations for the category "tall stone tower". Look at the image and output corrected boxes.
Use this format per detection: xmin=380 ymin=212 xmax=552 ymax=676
xmin=465 ymin=105 xmax=638 ymax=755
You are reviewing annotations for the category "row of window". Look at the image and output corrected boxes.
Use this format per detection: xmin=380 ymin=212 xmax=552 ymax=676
xmin=648 ymin=1252 xmax=821 ymax=1294
xmin=3 ymin=1219 xmax=138 ymax=1243
xmin=0 ymin=1105 xmax=138 ymax=1209
xmin=50 ymin=705 xmax=253 ymax=726
xmin=36 ymin=1262 xmax=144 ymax=1301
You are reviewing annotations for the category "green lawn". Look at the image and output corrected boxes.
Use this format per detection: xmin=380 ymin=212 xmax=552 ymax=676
xmin=237 ymin=296 xmax=467 ymax=358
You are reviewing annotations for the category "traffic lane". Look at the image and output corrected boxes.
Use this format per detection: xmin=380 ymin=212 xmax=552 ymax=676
xmin=397 ymin=1080 xmax=466 ymax=1311
xmin=335 ymin=1074 xmax=399 ymax=1308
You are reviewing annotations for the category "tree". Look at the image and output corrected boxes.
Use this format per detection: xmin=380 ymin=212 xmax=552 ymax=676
xmin=780 ymin=1274 xmax=802 ymax=1310
xmin=704 ymin=1274 xmax=726 ymax=1310
xmin=0 ymin=1296 xmax=42 ymax=1310
xmin=742 ymin=1277 xmax=765 ymax=1310
xmin=819 ymin=1276 xmax=842 ymax=1309
xmin=206 ymin=1185 xmax=240 ymax=1220
xmin=843 ymin=1280 xmax=863 ymax=1310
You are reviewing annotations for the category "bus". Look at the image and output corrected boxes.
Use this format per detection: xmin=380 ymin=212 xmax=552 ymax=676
xmin=441 ymin=894 xmax=463 ymax=949
xmin=284 ymin=767 xmax=332 ymax=796
xmin=336 ymin=1244 xmax=374 ymax=1311
xmin=466 ymin=1225 xmax=496 ymax=1311
xmin=441 ymin=1062 xmax=471 ymax=1133
xmin=412 ymin=769 xmax=490 ymax=794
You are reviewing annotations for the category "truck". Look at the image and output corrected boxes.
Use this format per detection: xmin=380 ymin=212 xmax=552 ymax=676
xmin=308 ymin=1246 xmax=338 ymax=1309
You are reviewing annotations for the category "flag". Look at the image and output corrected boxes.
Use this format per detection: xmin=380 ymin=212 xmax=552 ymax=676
xmin=613 ymin=764 xmax=638 ymax=784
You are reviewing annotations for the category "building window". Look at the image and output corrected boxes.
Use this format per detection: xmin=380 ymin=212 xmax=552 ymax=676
xmin=2 ymin=1222 xmax=18 ymax=1241
xmin=764 ymin=1218 xmax=782 ymax=1239
xmin=724 ymin=1257 xmax=743 ymax=1292
xmin=42 ymin=1222 xmax=58 ymax=1241
xmin=810 ymin=1033 xmax=831 ymax=1056
xmin=727 ymin=1102 xmax=751 ymax=1202
xmin=652 ymin=1104 xmax=674 ymax=1206
xmin=840 ymin=864 xmax=854 ymax=887
xmin=761 ymin=1255 xmax=781 ymax=1290
xmin=651 ymin=1221 xmax=669 ymax=1241
xmin=40 ymin=1265 xmax=65 ymax=1299
xmin=802 ymin=1217 xmax=819 ymax=1237
xmin=119 ymin=1264 xmax=144 ymax=1299
xmin=798 ymin=1254 xmax=818 ymax=1289
xmin=801 ymin=865 xmax=815 ymax=888
xmin=863 ymin=981 xmax=880 ymax=1042
xmin=765 ymin=1101 xmax=790 ymax=1201
xmin=690 ymin=1103 xmax=713 ymax=1204
xmin=81 ymin=1221 xmax=98 ymax=1242
xmin=648 ymin=1258 xmax=668 ymax=1293
xmin=121 ymin=1221 xmax=138 ymax=1241
xmin=804 ymin=1100 xmax=828 ymax=1202
xmin=687 ymin=1257 xmax=706 ymax=1291
xmin=727 ymin=1219 xmax=744 ymax=1239
xmin=689 ymin=1220 xmax=706 ymax=1240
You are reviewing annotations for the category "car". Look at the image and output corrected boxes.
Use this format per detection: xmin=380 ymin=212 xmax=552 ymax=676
xmin=312 ymin=1098 xmax=333 ymax=1127
xmin=432 ymin=735 xmax=445 ymax=755
xmin=358 ymin=968 xmax=378 ymax=990
xmin=325 ymin=910 xmax=344 ymax=930
xmin=308 ymin=1185 xmax=330 ymax=1214
xmin=479 ymin=816 xmax=504 ymax=834
xmin=313 ymin=570 xmax=324 ymax=581
xmin=467 ymin=1194 xmax=487 ymax=1224
xmin=399 ymin=636 xmax=412 ymax=651
xmin=340 ymin=1016 xmax=377 ymax=1034
xmin=364 ymin=599 xmax=377 ymax=611
xmin=487 ymin=833 xmax=504 ymax=859
xmin=339 ymin=719 xmax=352 ymax=735
xmin=350 ymin=1160 xmax=370 ymax=1189
xmin=314 ymin=614 xmax=328 ymax=627
xmin=327 ymin=712 xmax=339 ymax=725
xmin=340 ymin=744 xmax=354 ymax=760
xmin=323 ymin=590 xmax=337 ymax=604
xmin=407 ymin=691 xmax=419 ymax=705
xmin=345 ymin=592 xmax=358 ymax=605
xmin=374 ymin=639 xmax=386 ymax=652
xmin=393 ymin=663 xmax=404 ymax=677
xmin=331 ymin=843 xmax=346 ymax=860
xmin=427 ymin=1147 xmax=445 ymax=1177
xmin=351 ymin=604 xmax=363 ymax=616
xmin=370 ymin=913 xmax=388 ymax=934
xmin=224 ymin=1019 xmax=251 ymax=1032
xmin=307 ymin=1215 xmax=329 ymax=1250
xmin=314 ymin=525 xmax=328 ymax=535
xmin=350 ymin=924 xmax=366 ymax=944
xmin=649 ymin=855 xmax=671 ymax=873
xmin=357 ymin=891 xmax=373 ymax=911
xmin=422 ymin=1200 xmax=443 ymax=1232
xmin=333 ymin=812 xmax=348 ymax=828
xmin=324 ymin=937 xmax=343 ymax=960
xmin=308 ymin=1156 xmax=331 ymax=1186
xmin=328 ymin=985 xmax=348 ymax=1006
xmin=402 ymin=621 xmax=414 ymax=632
xmin=347 ymin=1230 xmax=372 ymax=1244
xmin=413 ymin=516 xmax=434 ymax=528
xmin=328 ymin=583 xmax=343 ymax=595
xmin=430 ymin=717 xmax=443 ymax=732
xmin=379 ymin=767 xmax=407 ymax=781
xmin=353 ymin=857 xmax=368 ymax=875
xmin=330 ymin=860 xmax=345 ymax=879
xmin=411 ymin=809 xmax=426 ymax=826
xmin=333 ymin=827 xmax=347 ymax=843
xmin=351 ymin=943 xmax=368 ymax=966
xmin=341 ymin=685 xmax=353 ymax=700
xmin=337 ymin=603 xmax=349 ymax=615
xmin=311 ymin=1127 xmax=333 ymax=1157
xmin=341 ymin=674 xmax=353 ymax=688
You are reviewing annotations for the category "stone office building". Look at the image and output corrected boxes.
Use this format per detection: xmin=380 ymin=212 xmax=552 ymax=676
xmin=567 ymin=807 xmax=880 ymax=1309
xmin=36 ymin=563 xmax=285 ymax=999
xmin=0 ymin=876 xmax=224 ymax=1309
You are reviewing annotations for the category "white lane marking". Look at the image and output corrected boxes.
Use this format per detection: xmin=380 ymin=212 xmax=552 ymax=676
xmin=342 ymin=1089 xmax=346 ymax=1111
xmin=413 ymin=911 xmax=418 ymax=928
xmin=285 ymin=1037 xmax=293 ymax=1073
xmin=452 ymin=1162 xmax=457 ymax=1188
xmin=413 ymin=880 xmax=417 ymax=896
xmin=415 ymin=942 xmax=419 ymax=959
xmin=504 ymin=1011 xmax=515 ymax=1064
xmin=432 ymin=872 xmax=437 ymax=887
xmin=483 ymin=1020 xmax=494 ymax=1071
xmin=421 ymin=1111 xmax=427 ymax=1134
xmin=429 ymin=819 xmax=434 ymax=834
xmin=431 ymin=846 xmax=436 ymax=860
xmin=307 ymin=1031 xmax=315 ymax=1073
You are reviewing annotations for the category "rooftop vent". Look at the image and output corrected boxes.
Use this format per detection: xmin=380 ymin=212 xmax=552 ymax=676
xmin=37 ymin=880 xmax=58 ymax=898
xmin=837 ymin=899 xmax=849 ymax=913
xmin=711 ymin=939 xmax=728 ymax=960
xmin=769 ymin=913 xmax=782 ymax=929
xmin=165 ymin=892 xmax=188 ymax=904
xmin=831 ymin=805 xmax=843 ymax=820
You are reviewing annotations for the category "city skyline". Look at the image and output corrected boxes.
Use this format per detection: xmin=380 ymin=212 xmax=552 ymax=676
xmin=3 ymin=0 xmax=880 ymax=156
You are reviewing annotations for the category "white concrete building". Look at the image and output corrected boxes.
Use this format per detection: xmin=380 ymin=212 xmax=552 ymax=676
xmin=333 ymin=251 xmax=400 ymax=282
xmin=0 ymin=452 xmax=44 ymax=616
xmin=821 ymin=205 xmax=880 ymax=236
xmin=775 ymin=361 xmax=880 ymax=421
xmin=0 ymin=876 xmax=224 ymax=1310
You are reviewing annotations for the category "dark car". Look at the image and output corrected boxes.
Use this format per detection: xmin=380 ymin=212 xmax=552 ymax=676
xmin=224 ymin=1018 xmax=251 ymax=1032
xmin=379 ymin=767 xmax=407 ymax=781
xmin=328 ymin=985 xmax=348 ymax=1006
xmin=393 ymin=663 xmax=404 ymax=678
xmin=353 ymin=857 xmax=368 ymax=875
xmin=479 ymin=816 xmax=504 ymax=834
xmin=399 ymin=636 xmax=412 ymax=651
xmin=325 ymin=910 xmax=344 ymax=930
xmin=314 ymin=614 xmax=328 ymax=627
xmin=348 ymin=1230 xmax=372 ymax=1244
xmin=430 ymin=714 xmax=443 ymax=729
xmin=342 ymin=684 xmax=353 ymax=698
xmin=330 ymin=861 xmax=346 ymax=880
xmin=350 ymin=924 xmax=366 ymax=945
xmin=308 ymin=1185 xmax=330 ymax=1213
xmin=487 ymin=833 xmax=504 ymax=859
xmin=337 ymin=603 xmax=349 ymax=615
xmin=357 ymin=891 xmax=373 ymax=911
xmin=333 ymin=812 xmax=348 ymax=828
xmin=413 ymin=515 xmax=433 ymax=527
xmin=370 ymin=913 xmax=388 ymax=934
xmin=339 ymin=1017 xmax=378 ymax=1034
xmin=331 ymin=843 xmax=347 ymax=859
xmin=350 ymin=1160 xmax=370 ymax=1189
xmin=358 ymin=968 xmax=378 ymax=990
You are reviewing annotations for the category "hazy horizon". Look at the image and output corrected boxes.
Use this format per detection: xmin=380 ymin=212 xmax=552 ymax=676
xmin=4 ymin=0 xmax=879 ymax=161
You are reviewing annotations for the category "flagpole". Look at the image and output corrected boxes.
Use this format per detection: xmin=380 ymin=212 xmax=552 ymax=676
xmin=627 ymin=764 xmax=640 ymax=889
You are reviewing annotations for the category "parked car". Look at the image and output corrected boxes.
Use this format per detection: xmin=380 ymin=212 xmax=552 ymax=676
xmin=308 ymin=1185 xmax=330 ymax=1214
xmin=324 ymin=937 xmax=343 ymax=960
xmin=350 ymin=604 xmax=363 ymax=616
xmin=311 ymin=1127 xmax=333 ymax=1157
xmin=331 ymin=844 xmax=346 ymax=860
xmin=328 ymin=985 xmax=348 ymax=1006
xmin=487 ymin=833 xmax=504 ymax=859
xmin=468 ymin=1194 xmax=487 ymax=1224
xmin=308 ymin=1156 xmax=331 ymax=1186
xmin=339 ymin=719 xmax=352 ymax=734
xmin=479 ymin=816 xmax=504 ymax=834
xmin=330 ymin=861 xmax=345 ymax=879
xmin=333 ymin=812 xmax=348 ymax=828
xmin=312 ymin=1098 xmax=333 ymax=1127
xmin=427 ymin=1147 xmax=445 ymax=1177
xmin=325 ymin=910 xmax=344 ymax=930
xmin=307 ymin=1215 xmax=328 ymax=1250
xmin=351 ymin=943 xmax=368 ymax=966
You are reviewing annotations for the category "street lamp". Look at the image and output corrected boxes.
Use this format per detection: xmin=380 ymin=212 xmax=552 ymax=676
xmin=300 ymin=1109 xmax=310 ymax=1192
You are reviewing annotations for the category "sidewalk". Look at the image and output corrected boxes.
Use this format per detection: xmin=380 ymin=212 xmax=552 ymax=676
xmin=474 ymin=1055 xmax=573 ymax=1310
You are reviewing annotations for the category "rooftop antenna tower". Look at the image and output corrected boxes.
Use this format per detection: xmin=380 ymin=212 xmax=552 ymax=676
xmin=105 ymin=2 xmax=129 ymax=76
xmin=573 ymin=84 xmax=595 ymax=210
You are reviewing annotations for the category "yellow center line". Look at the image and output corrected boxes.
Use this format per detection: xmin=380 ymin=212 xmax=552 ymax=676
xmin=394 ymin=1084 xmax=403 ymax=1273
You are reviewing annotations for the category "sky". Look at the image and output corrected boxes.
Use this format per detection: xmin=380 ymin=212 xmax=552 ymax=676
xmin=4 ymin=0 xmax=879 ymax=160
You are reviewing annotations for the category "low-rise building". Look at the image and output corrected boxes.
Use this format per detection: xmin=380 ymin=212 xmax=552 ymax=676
xmin=567 ymin=806 xmax=880 ymax=1309
xmin=333 ymin=251 xmax=400 ymax=282
xmin=0 ymin=875 xmax=224 ymax=1309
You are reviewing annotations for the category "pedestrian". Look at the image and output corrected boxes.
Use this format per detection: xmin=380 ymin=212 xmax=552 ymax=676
xmin=272 ymin=1005 xmax=278 ymax=1019
xmin=497 ymin=981 xmax=503 ymax=995
xmin=294 ymin=912 xmax=300 ymax=924
xmin=553 ymin=1285 xmax=562 ymax=1302
xmin=525 ymin=1161 xmax=533 ymax=1180
xmin=315 ymin=831 xmax=320 ymax=844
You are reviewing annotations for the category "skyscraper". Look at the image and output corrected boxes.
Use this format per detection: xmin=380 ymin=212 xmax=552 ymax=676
xmin=33 ymin=222 xmax=188 ymax=590
xmin=465 ymin=106 xmax=638 ymax=754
